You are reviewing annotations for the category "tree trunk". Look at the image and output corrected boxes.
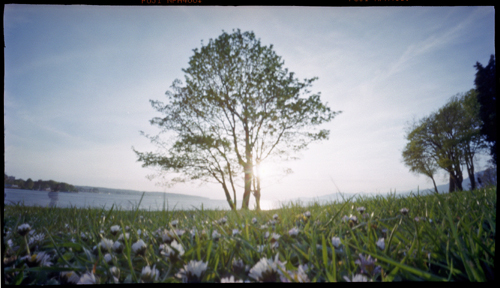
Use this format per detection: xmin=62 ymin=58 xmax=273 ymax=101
xmin=449 ymin=173 xmax=456 ymax=193
xmin=221 ymin=182 xmax=236 ymax=211
xmin=254 ymin=175 xmax=261 ymax=211
xmin=431 ymin=176 xmax=439 ymax=194
xmin=241 ymin=161 xmax=253 ymax=210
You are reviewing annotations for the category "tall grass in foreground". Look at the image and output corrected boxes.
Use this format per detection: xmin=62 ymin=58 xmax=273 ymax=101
xmin=2 ymin=186 xmax=496 ymax=283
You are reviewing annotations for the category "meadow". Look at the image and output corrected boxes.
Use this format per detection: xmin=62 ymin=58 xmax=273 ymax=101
xmin=2 ymin=186 xmax=496 ymax=283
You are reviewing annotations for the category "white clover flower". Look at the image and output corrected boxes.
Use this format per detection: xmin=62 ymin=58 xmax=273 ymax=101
xmin=341 ymin=215 xmax=350 ymax=222
xmin=252 ymin=217 xmax=258 ymax=224
xmin=220 ymin=275 xmax=244 ymax=283
xmin=260 ymin=224 xmax=268 ymax=230
xmin=17 ymin=223 xmax=31 ymax=236
xmin=248 ymin=253 xmax=286 ymax=282
xmin=376 ymin=238 xmax=385 ymax=250
xmin=176 ymin=260 xmax=208 ymax=283
xmin=112 ymin=240 xmax=123 ymax=254
xmin=232 ymin=229 xmax=240 ymax=236
xmin=273 ymin=214 xmax=279 ymax=220
xmin=170 ymin=219 xmax=179 ymax=227
xmin=99 ymin=238 xmax=114 ymax=252
xmin=212 ymin=230 xmax=221 ymax=240
xmin=343 ymin=274 xmax=368 ymax=282
xmin=400 ymin=208 xmax=409 ymax=215
xmin=264 ymin=231 xmax=270 ymax=239
xmin=175 ymin=229 xmax=185 ymax=237
xmin=7 ymin=239 xmax=14 ymax=248
xmin=349 ymin=215 xmax=358 ymax=223
xmin=78 ymin=271 xmax=98 ymax=284
xmin=304 ymin=211 xmax=311 ymax=218
xmin=357 ymin=207 xmax=366 ymax=214
xmin=288 ymin=227 xmax=299 ymax=237
xmin=331 ymin=237 xmax=341 ymax=248
xmin=137 ymin=229 xmax=142 ymax=236
xmin=132 ymin=239 xmax=147 ymax=256
xmin=140 ymin=265 xmax=159 ymax=283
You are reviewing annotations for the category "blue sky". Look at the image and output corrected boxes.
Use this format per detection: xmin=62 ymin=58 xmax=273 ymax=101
xmin=4 ymin=5 xmax=495 ymax=201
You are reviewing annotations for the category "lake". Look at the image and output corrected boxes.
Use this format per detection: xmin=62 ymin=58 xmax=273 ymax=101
xmin=3 ymin=188 xmax=278 ymax=211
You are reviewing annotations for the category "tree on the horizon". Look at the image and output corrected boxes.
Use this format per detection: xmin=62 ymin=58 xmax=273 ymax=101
xmin=403 ymin=90 xmax=487 ymax=192
xmin=474 ymin=54 xmax=497 ymax=167
xmin=134 ymin=29 xmax=340 ymax=210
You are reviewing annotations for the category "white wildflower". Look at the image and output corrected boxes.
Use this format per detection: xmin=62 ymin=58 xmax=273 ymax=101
xmin=232 ymin=229 xmax=240 ymax=236
xmin=280 ymin=264 xmax=310 ymax=282
xmin=218 ymin=216 xmax=227 ymax=225
xmin=61 ymin=270 xmax=80 ymax=284
xmin=140 ymin=265 xmax=159 ymax=283
xmin=343 ymin=274 xmax=368 ymax=282
xmin=331 ymin=237 xmax=341 ymax=248
xmin=28 ymin=232 xmax=45 ymax=246
xmin=303 ymin=211 xmax=311 ymax=218
xmin=220 ymin=275 xmax=244 ymax=283
xmin=112 ymin=241 xmax=123 ymax=254
xmin=176 ymin=260 xmax=208 ymax=283
xmin=376 ymin=238 xmax=385 ymax=250
xmin=212 ymin=230 xmax=221 ymax=240
xmin=17 ymin=223 xmax=31 ymax=236
xmin=252 ymin=217 xmax=258 ymax=224
xmin=288 ymin=227 xmax=299 ymax=237
xmin=132 ymin=239 xmax=147 ymax=256
xmin=273 ymin=214 xmax=279 ymax=220
xmin=400 ymin=208 xmax=409 ymax=215
xmin=77 ymin=271 xmax=98 ymax=284
xmin=98 ymin=238 xmax=114 ymax=252
xmin=170 ymin=219 xmax=179 ymax=227
xmin=161 ymin=240 xmax=185 ymax=260
xmin=104 ymin=253 xmax=115 ymax=264
xmin=248 ymin=253 xmax=286 ymax=282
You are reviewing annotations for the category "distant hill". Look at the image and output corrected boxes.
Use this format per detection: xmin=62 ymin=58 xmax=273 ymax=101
xmin=74 ymin=186 xmax=210 ymax=200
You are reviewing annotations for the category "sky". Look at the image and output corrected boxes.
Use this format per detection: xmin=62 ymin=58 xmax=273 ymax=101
xmin=4 ymin=5 xmax=495 ymax=202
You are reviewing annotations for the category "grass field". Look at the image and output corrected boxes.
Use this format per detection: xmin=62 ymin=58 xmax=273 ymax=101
xmin=2 ymin=186 xmax=496 ymax=283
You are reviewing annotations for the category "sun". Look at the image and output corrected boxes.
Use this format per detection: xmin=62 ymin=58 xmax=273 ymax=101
xmin=252 ymin=161 xmax=273 ymax=182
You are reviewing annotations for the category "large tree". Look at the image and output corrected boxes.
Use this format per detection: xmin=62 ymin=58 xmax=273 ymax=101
xmin=402 ymin=90 xmax=486 ymax=192
xmin=134 ymin=29 xmax=339 ymax=210
xmin=474 ymin=55 xmax=496 ymax=167
xmin=402 ymin=121 xmax=440 ymax=194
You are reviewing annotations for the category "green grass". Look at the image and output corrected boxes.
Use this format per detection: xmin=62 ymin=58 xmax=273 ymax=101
xmin=2 ymin=186 xmax=496 ymax=283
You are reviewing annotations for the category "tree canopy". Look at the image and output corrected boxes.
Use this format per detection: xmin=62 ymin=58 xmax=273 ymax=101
xmin=474 ymin=54 xmax=496 ymax=166
xmin=402 ymin=90 xmax=487 ymax=193
xmin=134 ymin=29 xmax=340 ymax=210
